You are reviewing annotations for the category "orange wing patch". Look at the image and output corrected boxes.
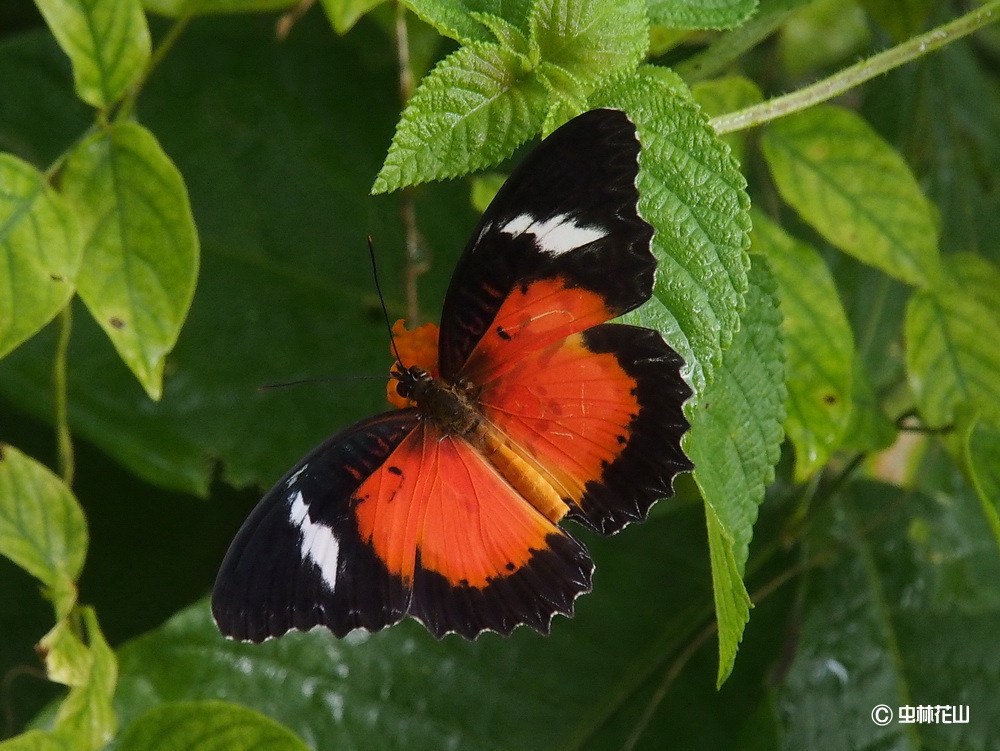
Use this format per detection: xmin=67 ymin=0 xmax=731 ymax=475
xmin=386 ymin=319 xmax=440 ymax=408
xmin=460 ymin=277 xmax=613 ymax=384
xmin=352 ymin=422 xmax=559 ymax=588
xmin=477 ymin=331 xmax=639 ymax=509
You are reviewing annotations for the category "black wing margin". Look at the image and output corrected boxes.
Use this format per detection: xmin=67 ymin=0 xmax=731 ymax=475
xmin=438 ymin=109 xmax=655 ymax=378
xmin=211 ymin=410 xmax=420 ymax=642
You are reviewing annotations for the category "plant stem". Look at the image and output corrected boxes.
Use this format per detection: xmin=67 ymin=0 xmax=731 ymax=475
xmin=54 ymin=305 xmax=74 ymax=486
xmin=116 ymin=14 xmax=192 ymax=123
xmin=395 ymin=1 xmax=426 ymax=324
xmin=710 ymin=0 xmax=1000 ymax=134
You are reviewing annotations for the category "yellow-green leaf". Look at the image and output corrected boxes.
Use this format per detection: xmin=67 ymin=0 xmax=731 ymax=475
xmin=0 ymin=444 xmax=87 ymax=618
xmin=61 ymin=123 xmax=199 ymax=401
xmin=0 ymin=154 xmax=81 ymax=360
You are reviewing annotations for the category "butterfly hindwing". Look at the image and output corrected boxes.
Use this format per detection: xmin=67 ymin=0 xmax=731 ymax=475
xmin=212 ymin=411 xmax=420 ymax=642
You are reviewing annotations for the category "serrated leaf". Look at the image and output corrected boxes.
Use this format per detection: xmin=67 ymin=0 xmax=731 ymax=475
xmin=691 ymin=75 xmax=762 ymax=164
xmin=60 ymin=122 xmax=199 ymax=401
xmin=529 ymin=0 xmax=647 ymax=89
xmin=598 ymin=66 xmax=751 ymax=393
xmin=35 ymin=0 xmax=150 ymax=110
xmin=687 ymin=258 xmax=786 ymax=681
xmin=751 ymin=212 xmax=853 ymax=481
xmin=762 ymin=105 xmax=942 ymax=288
xmin=775 ymin=482 xmax=1000 ymax=751
xmin=117 ymin=702 xmax=309 ymax=751
xmin=142 ymin=0 xmax=298 ymax=15
xmin=705 ymin=502 xmax=751 ymax=687
xmin=0 ymin=444 xmax=86 ymax=619
xmin=647 ymin=0 xmax=758 ymax=29
xmin=0 ymin=155 xmax=81 ymax=360
xmin=53 ymin=608 xmax=118 ymax=751
xmin=905 ymin=258 xmax=1000 ymax=428
xmin=372 ymin=42 xmax=547 ymax=193
xmin=405 ymin=0 xmax=533 ymax=44
xmin=318 ymin=0 xmax=387 ymax=34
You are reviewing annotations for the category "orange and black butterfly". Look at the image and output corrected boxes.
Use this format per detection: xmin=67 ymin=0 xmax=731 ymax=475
xmin=212 ymin=109 xmax=693 ymax=641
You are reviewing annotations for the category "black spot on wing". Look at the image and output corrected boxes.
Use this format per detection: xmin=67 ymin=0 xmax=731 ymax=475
xmin=408 ymin=532 xmax=593 ymax=639
xmin=211 ymin=411 xmax=420 ymax=642
xmin=567 ymin=323 xmax=694 ymax=535
xmin=439 ymin=109 xmax=654 ymax=378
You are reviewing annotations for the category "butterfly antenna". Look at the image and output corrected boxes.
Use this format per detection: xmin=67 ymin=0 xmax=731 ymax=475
xmin=368 ymin=236 xmax=406 ymax=369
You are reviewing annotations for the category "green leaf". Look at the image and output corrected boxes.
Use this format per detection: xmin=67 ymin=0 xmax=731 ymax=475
xmin=142 ymin=0 xmax=299 ymax=15
xmin=529 ymin=0 xmax=647 ymax=90
xmin=318 ymin=0 xmax=387 ymax=34
xmin=762 ymin=105 xmax=942 ymax=288
xmin=372 ymin=42 xmax=547 ymax=193
xmin=687 ymin=258 xmax=786 ymax=682
xmin=778 ymin=0 xmax=869 ymax=78
xmin=905 ymin=257 xmax=1000 ymax=428
xmin=117 ymin=702 xmax=309 ymax=751
xmin=60 ymin=122 xmax=199 ymax=401
xmin=751 ymin=211 xmax=853 ymax=481
xmin=35 ymin=0 xmax=150 ymax=110
xmin=0 ymin=444 xmax=86 ymax=619
xmin=39 ymin=619 xmax=93 ymax=687
xmin=109 ymin=506 xmax=715 ymax=750
xmin=0 ymin=154 xmax=81 ymax=360
xmin=469 ymin=172 xmax=506 ymax=213
xmin=774 ymin=482 xmax=1000 ymax=750
xmin=859 ymin=0 xmax=935 ymax=42
xmin=840 ymin=360 xmax=896 ymax=453
xmin=52 ymin=608 xmax=118 ymax=751
xmin=647 ymin=0 xmax=758 ymax=30
xmin=691 ymin=75 xmax=762 ymax=165
xmin=705 ymin=502 xmax=751 ymax=687
xmin=405 ymin=0 xmax=533 ymax=44
xmin=0 ymin=731 xmax=72 ymax=751
xmin=598 ymin=66 xmax=751 ymax=393
xmin=953 ymin=408 xmax=1000 ymax=552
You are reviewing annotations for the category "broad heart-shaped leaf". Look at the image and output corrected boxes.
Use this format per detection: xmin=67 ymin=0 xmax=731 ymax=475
xmin=750 ymin=211 xmax=853 ymax=482
xmin=772 ymin=481 xmax=1000 ymax=750
xmin=117 ymin=702 xmax=309 ymax=751
xmin=905 ymin=256 xmax=1000 ymax=429
xmin=685 ymin=257 xmax=785 ymax=684
xmin=0 ymin=154 xmax=81 ymax=360
xmin=51 ymin=607 xmax=118 ymax=751
xmin=529 ymin=0 xmax=647 ymax=90
xmin=372 ymin=41 xmax=548 ymax=193
xmin=0 ymin=445 xmax=86 ymax=619
xmin=106 ymin=506 xmax=716 ymax=751
xmin=60 ymin=122 xmax=199 ymax=401
xmin=647 ymin=0 xmax=758 ymax=29
xmin=762 ymin=105 xmax=942 ymax=288
xmin=35 ymin=0 xmax=150 ymax=110
xmin=143 ymin=0 xmax=297 ymax=14
xmin=405 ymin=0 xmax=533 ymax=44
xmin=598 ymin=67 xmax=750 ymax=394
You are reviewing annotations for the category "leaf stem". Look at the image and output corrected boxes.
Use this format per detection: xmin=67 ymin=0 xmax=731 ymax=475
xmin=116 ymin=14 xmax=192 ymax=123
xmin=710 ymin=1 xmax=1000 ymax=134
xmin=54 ymin=304 xmax=74 ymax=486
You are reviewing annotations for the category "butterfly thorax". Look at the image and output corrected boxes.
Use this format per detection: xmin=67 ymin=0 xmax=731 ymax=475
xmin=393 ymin=365 xmax=482 ymax=437
xmin=394 ymin=364 xmax=570 ymax=524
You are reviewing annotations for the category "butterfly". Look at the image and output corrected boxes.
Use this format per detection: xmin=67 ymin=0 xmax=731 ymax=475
xmin=212 ymin=108 xmax=693 ymax=641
